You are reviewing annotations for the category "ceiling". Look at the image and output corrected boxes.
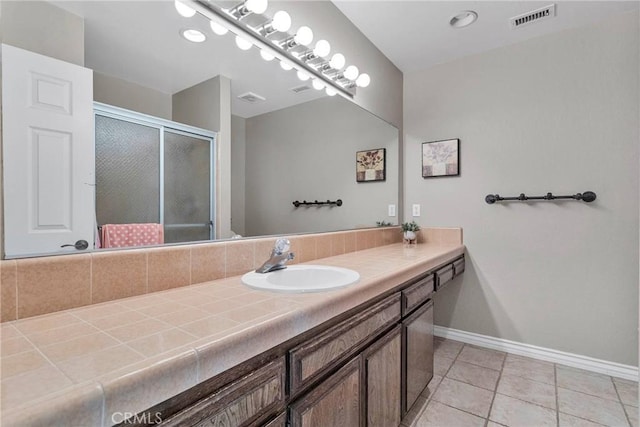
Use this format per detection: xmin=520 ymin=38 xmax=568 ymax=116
xmin=332 ymin=1 xmax=639 ymax=73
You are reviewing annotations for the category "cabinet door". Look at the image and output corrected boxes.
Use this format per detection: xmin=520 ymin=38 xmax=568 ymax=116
xmin=290 ymin=357 xmax=362 ymax=427
xmin=363 ymin=325 xmax=401 ymax=427
xmin=403 ymin=300 xmax=434 ymax=415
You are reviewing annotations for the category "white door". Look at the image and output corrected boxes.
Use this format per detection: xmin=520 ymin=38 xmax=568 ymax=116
xmin=2 ymin=44 xmax=94 ymax=257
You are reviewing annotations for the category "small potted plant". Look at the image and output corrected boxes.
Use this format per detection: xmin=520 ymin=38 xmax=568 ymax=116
xmin=401 ymin=221 xmax=420 ymax=243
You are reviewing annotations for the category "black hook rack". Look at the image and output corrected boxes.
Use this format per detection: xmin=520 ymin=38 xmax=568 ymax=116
xmin=293 ymin=199 xmax=343 ymax=208
xmin=485 ymin=191 xmax=596 ymax=204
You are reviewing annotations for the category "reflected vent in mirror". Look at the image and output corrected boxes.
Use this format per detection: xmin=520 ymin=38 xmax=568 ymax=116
xmin=237 ymin=92 xmax=266 ymax=104
xmin=290 ymin=85 xmax=312 ymax=94
xmin=510 ymin=4 xmax=556 ymax=29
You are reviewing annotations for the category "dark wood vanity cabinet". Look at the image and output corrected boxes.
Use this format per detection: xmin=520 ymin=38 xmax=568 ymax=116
xmin=290 ymin=357 xmax=362 ymax=427
xmin=133 ymin=255 xmax=464 ymax=427
xmin=363 ymin=325 xmax=402 ymax=427
xmin=402 ymin=299 xmax=434 ymax=415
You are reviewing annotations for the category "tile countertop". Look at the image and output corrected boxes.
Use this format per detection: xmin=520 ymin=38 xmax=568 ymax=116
xmin=0 ymin=241 xmax=464 ymax=426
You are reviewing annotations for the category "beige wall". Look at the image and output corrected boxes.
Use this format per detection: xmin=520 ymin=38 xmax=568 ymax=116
xmin=172 ymin=76 xmax=233 ymax=239
xmin=404 ymin=11 xmax=639 ymax=365
xmin=231 ymin=115 xmax=246 ymax=236
xmin=0 ymin=1 xmax=84 ymax=66
xmin=93 ymin=72 xmax=172 ymax=120
xmin=245 ymin=96 xmax=398 ymax=236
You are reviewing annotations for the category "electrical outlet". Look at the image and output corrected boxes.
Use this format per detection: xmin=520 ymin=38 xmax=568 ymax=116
xmin=412 ymin=204 xmax=421 ymax=217
xmin=388 ymin=204 xmax=396 ymax=217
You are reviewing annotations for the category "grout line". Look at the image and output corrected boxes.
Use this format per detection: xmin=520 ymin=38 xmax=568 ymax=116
xmin=485 ymin=345 xmax=508 ymax=426
xmin=612 ymin=377 xmax=634 ymax=427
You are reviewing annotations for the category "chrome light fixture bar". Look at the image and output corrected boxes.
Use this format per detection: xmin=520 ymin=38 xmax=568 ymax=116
xmin=182 ymin=0 xmax=358 ymax=99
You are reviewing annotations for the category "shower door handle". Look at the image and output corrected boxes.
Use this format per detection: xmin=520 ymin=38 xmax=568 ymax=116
xmin=61 ymin=240 xmax=89 ymax=250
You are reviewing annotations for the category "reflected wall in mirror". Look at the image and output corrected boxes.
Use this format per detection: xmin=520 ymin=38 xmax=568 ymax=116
xmin=0 ymin=0 xmax=399 ymax=258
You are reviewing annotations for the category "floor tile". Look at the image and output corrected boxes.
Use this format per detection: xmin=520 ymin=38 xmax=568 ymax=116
xmin=489 ymin=393 xmax=557 ymax=427
xmin=432 ymin=378 xmax=494 ymax=418
xmin=434 ymin=338 xmax=464 ymax=359
xmin=456 ymin=345 xmax=506 ymax=371
xmin=502 ymin=353 xmax=556 ymax=385
xmin=497 ymin=373 xmax=557 ymax=410
xmin=558 ymin=387 xmax=628 ymax=426
xmin=434 ymin=356 xmax=454 ymax=376
xmin=614 ymin=378 xmax=639 ymax=408
xmin=446 ymin=360 xmax=500 ymax=391
xmin=559 ymin=412 xmax=609 ymax=426
xmin=557 ymin=365 xmax=618 ymax=401
xmin=416 ymin=400 xmax=485 ymax=427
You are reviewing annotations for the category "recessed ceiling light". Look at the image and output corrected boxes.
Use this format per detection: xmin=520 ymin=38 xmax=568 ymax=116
xmin=450 ymin=10 xmax=478 ymax=28
xmin=181 ymin=28 xmax=206 ymax=43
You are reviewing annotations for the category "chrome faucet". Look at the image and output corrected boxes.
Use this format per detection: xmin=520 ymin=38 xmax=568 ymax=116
xmin=255 ymin=238 xmax=295 ymax=273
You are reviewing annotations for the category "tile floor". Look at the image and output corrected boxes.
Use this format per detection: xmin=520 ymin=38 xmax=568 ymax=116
xmin=407 ymin=337 xmax=638 ymax=427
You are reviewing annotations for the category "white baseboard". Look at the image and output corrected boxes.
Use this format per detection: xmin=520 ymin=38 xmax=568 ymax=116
xmin=434 ymin=326 xmax=638 ymax=382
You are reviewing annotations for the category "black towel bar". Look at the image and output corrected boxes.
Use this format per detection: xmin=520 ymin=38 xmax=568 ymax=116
xmin=293 ymin=199 xmax=343 ymax=207
xmin=485 ymin=191 xmax=596 ymax=204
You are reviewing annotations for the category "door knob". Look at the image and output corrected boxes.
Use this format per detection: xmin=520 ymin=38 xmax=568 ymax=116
xmin=60 ymin=240 xmax=89 ymax=250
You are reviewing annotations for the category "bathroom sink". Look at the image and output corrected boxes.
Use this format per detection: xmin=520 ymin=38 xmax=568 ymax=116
xmin=241 ymin=265 xmax=360 ymax=293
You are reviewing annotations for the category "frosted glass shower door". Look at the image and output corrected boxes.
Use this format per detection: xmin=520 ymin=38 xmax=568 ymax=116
xmin=95 ymin=115 xmax=161 ymax=226
xmin=163 ymin=130 xmax=213 ymax=243
xmin=94 ymin=104 xmax=216 ymax=247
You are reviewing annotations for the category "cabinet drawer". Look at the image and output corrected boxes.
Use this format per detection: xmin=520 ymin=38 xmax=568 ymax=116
xmin=163 ymin=357 xmax=285 ymax=427
xmin=435 ymin=264 xmax=454 ymax=291
xmin=289 ymin=293 xmax=401 ymax=395
xmin=402 ymin=274 xmax=434 ymax=316
xmin=453 ymin=257 xmax=465 ymax=277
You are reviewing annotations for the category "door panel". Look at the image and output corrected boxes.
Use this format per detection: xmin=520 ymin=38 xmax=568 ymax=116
xmin=2 ymin=44 xmax=94 ymax=256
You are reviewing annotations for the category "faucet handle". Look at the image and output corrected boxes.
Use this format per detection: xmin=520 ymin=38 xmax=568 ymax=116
xmin=274 ymin=238 xmax=291 ymax=254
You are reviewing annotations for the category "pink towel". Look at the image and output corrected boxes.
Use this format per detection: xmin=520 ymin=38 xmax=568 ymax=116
xmin=101 ymin=223 xmax=164 ymax=248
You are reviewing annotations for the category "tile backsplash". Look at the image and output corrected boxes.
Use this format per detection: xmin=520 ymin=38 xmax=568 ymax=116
xmin=0 ymin=227 xmax=405 ymax=322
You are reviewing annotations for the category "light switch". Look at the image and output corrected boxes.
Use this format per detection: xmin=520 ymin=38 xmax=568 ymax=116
xmin=412 ymin=204 xmax=421 ymax=217
xmin=388 ymin=204 xmax=396 ymax=217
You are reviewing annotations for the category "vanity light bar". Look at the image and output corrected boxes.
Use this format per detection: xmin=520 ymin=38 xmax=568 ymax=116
xmin=181 ymin=0 xmax=357 ymax=99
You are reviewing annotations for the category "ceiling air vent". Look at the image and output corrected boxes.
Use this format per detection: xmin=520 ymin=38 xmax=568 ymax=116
xmin=237 ymin=92 xmax=266 ymax=104
xmin=510 ymin=4 xmax=556 ymax=29
xmin=290 ymin=85 xmax=311 ymax=94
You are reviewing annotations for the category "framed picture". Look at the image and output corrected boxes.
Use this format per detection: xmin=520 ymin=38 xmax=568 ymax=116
xmin=356 ymin=148 xmax=386 ymax=182
xmin=422 ymin=139 xmax=460 ymax=178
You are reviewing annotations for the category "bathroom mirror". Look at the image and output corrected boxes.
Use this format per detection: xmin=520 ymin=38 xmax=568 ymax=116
xmin=1 ymin=0 xmax=399 ymax=257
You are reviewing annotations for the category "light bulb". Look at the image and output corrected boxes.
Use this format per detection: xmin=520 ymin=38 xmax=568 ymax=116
xmin=313 ymin=40 xmax=331 ymax=58
xmin=312 ymin=79 xmax=325 ymax=91
xmin=294 ymin=26 xmax=313 ymax=46
xmin=296 ymin=70 xmax=310 ymax=81
xmin=235 ymin=35 xmax=252 ymax=50
xmin=245 ymin=0 xmax=268 ymax=14
xmin=272 ymin=11 xmax=291 ymax=32
xmin=356 ymin=73 xmax=370 ymax=88
xmin=175 ymin=0 xmax=196 ymax=17
xmin=344 ymin=65 xmax=359 ymax=80
xmin=181 ymin=29 xmax=206 ymax=43
xmin=260 ymin=50 xmax=275 ymax=61
xmin=329 ymin=53 xmax=345 ymax=70
xmin=209 ymin=20 xmax=228 ymax=36
xmin=280 ymin=60 xmax=293 ymax=71
xmin=325 ymin=87 xmax=337 ymax=97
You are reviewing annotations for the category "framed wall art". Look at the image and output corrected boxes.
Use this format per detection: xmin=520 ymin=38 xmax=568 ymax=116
xmin=356 ymin=148 xmax=386 ymax=182
xmin=422 ymin=138 xmax=460 ymax=178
